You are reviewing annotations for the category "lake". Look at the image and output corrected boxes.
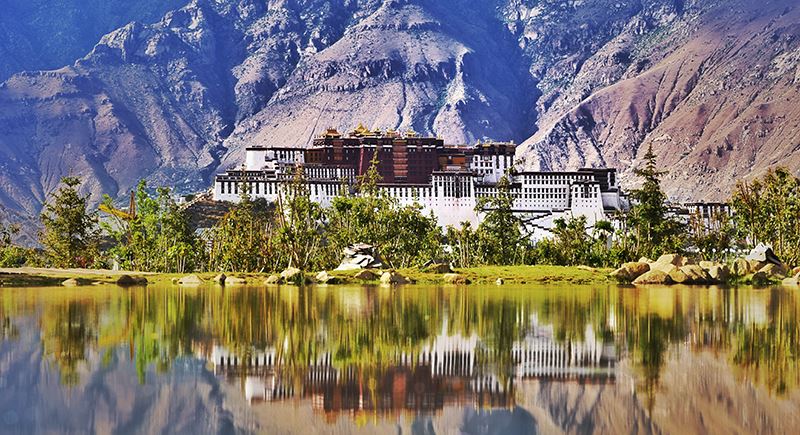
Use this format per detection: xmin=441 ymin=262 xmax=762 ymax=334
xmin=0 ymin=284 xmax=798 ymax=434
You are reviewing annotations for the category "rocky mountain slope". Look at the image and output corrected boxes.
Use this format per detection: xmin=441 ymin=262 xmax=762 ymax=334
xmin=516 ymin=0 xmax=800 ymax=201
xmin=0 ymin=0 xmax=798 ymax=231
xmin=0 ymin=0 xmax=185 ymax=82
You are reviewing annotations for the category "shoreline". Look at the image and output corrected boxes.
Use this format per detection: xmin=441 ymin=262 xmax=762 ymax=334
xmin=0 ymin=265 xmax=612 ymax=287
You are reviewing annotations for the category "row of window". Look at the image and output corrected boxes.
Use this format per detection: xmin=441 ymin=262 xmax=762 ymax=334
xmin=519 ymin=175 xmax=592 ymax=185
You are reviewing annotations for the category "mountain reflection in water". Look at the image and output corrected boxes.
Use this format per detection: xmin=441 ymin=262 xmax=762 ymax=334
xmin=0 ymin=284 xmax=799 ymax=434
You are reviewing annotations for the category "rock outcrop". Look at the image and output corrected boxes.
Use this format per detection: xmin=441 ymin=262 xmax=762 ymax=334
xmin=443 ymin=273 xmax=470 ymax=285
xmin=380 ymin=271 xmax=411 ymax=285
xmin=280 ymin=267 xmax=304 ymax=285
xmin=335 ymin=244 xmax=384 ymax=271
xmin=610 ymin=262 xmax=650 ymax=282
xmin=225 ymin=276 xmax=247 ymax=285
xmin=116 ymin=275 xmax=147 ymax=286
xmin=314 ymin=271 xmax=340 ymax=284
xmin=354 ymin=270 xmax=379 ymax=281
xmin=177 ymin=274 xmax=203 ymax=286
xmin=633 ymin=270 xmax=673 ymax=285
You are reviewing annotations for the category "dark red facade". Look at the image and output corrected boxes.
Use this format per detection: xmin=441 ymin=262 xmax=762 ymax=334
xmin=301 ymin=127 xmax=516 ymax=184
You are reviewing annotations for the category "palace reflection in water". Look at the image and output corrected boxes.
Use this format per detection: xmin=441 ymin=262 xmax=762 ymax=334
xmin=0 ymin=284 xmax=799 ymax=433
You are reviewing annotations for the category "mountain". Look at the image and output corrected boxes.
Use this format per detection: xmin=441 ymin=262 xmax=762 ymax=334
xmin=515 ymin=0 xmax=800 ymax=201
xmin=0 ymin=0 xmax=185 ymax=82
xmin=0 ymin=0 xmax=798 ymax=235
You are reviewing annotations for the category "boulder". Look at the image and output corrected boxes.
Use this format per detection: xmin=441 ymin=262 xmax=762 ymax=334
xmin=354 ymin=270 xmax=379 ymax=281
xmin=335 ymin=243 xmax=384 ymax=270
xmin=746 ymin=243 xmax=782 ymax=265
xmin=638 ymin=257 xmax=653 ymax=264
xmin=610 ymin=262 xmax=650 ymax=282
xmin=633 ymin=270 xmax=674 ymax=285
xmin=495 ymin=278 xmax=505 ymax=285
xmin=177 ymin=274 xmax=203 ymax=285
xmin=655 ymin=254 xmax=684 ymax=267
xmin=681 ymin=265 xmax=713 ymax=284
xmin=748 ymin=259 xmax=768 ymax=274
xmin=425 ymin=263 xmax=452 ymax=274
xmin=62 ymin=278 xmax=80 ymax=287
xmin=380 ymin=271 xmax=411 ymax=285
xmin=264 ymin=275 xmax=281 ymax=285
xmin=212 ymin=274 xmax=227 ymax=285
xmin=623 ymin=262 xmax=650 ymax=277
xmin=650 ymin=262 xmax=679 ymax=274
xmin=225 ymin=276 xmax=248 ymax=285
xmin=117 ymin=275 xmax=147 ymax=286
xmin=443 ymin=273 xmax=470 ymax=284
xmin=280 ymin=267 xmax=304 ymax=285
xmin=758 ymin=263 xmax=786 ymax=279
xmin=668 ymin=268 xmax=690 ymax=284
xmin=708 ymin=265 xmax=730 ymax=283
xmin=731 ymin=258 xmax=751 ymax=277
xmin=315 ymin=271 xmax=340 ymax=284
xmin=781 ymin=274 xmax=800 ymax=287
xmin=699 ymin=261 xmax=718 ymax=270
xmin=751 ymin=271 xmax=771 ymax=286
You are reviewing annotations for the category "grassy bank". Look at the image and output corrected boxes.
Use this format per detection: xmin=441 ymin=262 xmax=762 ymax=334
xmin=0 ymin=265 xmax=613 ymax=287
xmin=332 ymin=265 xmax=612 ymax=285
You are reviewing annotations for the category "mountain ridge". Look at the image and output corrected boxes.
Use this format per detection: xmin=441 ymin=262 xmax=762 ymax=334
xmin=0 ymin=0 xmax=798 ymax=240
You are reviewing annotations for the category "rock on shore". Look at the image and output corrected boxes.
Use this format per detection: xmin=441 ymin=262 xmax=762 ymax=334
xmin=614 ymin=245 xmax=795 ymax=286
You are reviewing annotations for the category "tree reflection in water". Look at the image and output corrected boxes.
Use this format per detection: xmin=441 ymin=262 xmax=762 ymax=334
xmin=0 ymin=284 xmax=798 ymax=420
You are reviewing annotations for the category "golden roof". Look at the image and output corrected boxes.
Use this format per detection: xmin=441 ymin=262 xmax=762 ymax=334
xmin=321 ymin=127 xmax=341 ymax=138
xmin=351 ymin=122 xmax=370 ymax=136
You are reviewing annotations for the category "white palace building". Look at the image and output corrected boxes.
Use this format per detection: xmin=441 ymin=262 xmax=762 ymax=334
xmin=213 ymin=126 xmax=627 ymax=238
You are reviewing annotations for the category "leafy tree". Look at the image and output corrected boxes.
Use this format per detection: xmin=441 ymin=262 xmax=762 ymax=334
xmin=592 ymin=220 xmax=615 ymax=267
xmin=40 ymin=177 xmax=100 ymax=268
xmin=208 ymin=182 xmax=279 ymax=272
xmin=626 ymin=145 xmax=684 ymax=259
xmin=445 ymin=222 xmax=478 ymax=268
xmin=274 ymin=167 xmax=327 ymax=270
xmin=731 ymin=168 xmax=800 ymax=266
xmin=102 ymin=181 xmax=200 ymax=272
xmin=326 ymin=154 xmax=443 ymax=268
xmin=475 ymin=175 xmax=529 ymax=265
xmin=687 ymin=208 xmax=736 ymax=262
xmin=0 ymin=221 xmax=35 ymax=267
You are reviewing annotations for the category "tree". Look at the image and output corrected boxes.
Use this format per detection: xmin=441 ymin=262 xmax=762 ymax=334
xmin=208 ymin=181 xmax=279 ymax=273
xmin=445 ymin=222 xmax=478 ymax=268
xmin=274 ymin=166 xmax=327 ymax=270
xmin=687 ymin=208 xmax=736 ymax=262
xmin=326 ymin=154 xmax=443 ymax=269
xmin=475 ymin=175 xmax=529 ymax=265
xmin=40 ymin=177 xmax=101 ymax=268
xmin=0 ymin=220 xmax=34 ymax=267
xmin=102 ymin=181 xmax=201 ymax=273
xmin=626 ymin=145 xmax=684 ymax=259
xmin=731 ymin=168 xmax=800 ymax=266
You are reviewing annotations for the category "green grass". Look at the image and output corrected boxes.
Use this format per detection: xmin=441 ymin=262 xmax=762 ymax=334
xmin=0 ymin=265 xmax=613 ymax=288
xmin=332 ymin=265 xmax=612 ymax=285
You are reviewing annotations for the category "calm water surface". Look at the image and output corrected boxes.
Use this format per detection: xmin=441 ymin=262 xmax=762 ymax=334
xmin=1 ymin=284 xmax=799 ymax=434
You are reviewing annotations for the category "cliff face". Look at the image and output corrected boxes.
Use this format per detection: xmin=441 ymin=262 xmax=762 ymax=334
xmin=514 ymin=0 xmax=800 ymax=200
xmin=0 ymin=0 xmax=186 ymax=82
xmin=0 ymin=0 xmax=799 ymax=232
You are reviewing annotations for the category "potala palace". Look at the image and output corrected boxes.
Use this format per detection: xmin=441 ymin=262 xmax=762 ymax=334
xmin=213 ymin=125 xmax=627 ymax=238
